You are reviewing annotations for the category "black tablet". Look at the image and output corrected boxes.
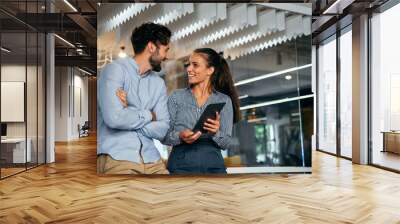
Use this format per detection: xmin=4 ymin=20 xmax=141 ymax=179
xmin=192 ymin=103 xmax=226 ymax=133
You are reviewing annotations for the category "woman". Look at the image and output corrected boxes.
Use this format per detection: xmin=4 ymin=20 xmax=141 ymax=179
xmin=162 ymin=48 xmax=241 ymax=174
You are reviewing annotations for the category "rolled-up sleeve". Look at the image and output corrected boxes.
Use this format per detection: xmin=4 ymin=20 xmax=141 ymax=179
xmin=162 ymin=92 xmax=182 ymax=146
xmin=98 ymin=63 xmax=152 ymax=130
xmin=139 ymin=81 xmax=170 ymax=141
xmin=212 ymin=97 xmax=234 ymax=150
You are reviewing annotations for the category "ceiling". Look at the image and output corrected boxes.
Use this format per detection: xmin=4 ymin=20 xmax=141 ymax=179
xmin=311 ymin=0 xmax=390 ymax=43
xmin=97 ymin=3 xmax=312 ymax=69
xmin=0 ymin=1 xmax=314 ymax=78
xmin=96 ymin=2 xmax=312 ymax=102
xmin=0 ymin=0 xmax=97 ymax=74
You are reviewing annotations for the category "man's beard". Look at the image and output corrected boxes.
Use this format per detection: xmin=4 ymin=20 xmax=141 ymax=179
xmin=149 ymin=55 xmax=162 ymax=72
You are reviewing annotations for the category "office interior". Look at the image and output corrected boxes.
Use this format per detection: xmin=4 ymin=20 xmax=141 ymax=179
xmin=314 ymin=0 xmax=400 ymax=172
xmin=0 ymin=0 xmax=399 ymax=177
xmin=0 ymin=0 xmax=97 ymax=179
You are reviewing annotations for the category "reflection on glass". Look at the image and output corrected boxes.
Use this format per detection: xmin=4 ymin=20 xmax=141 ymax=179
xmin=339 ymin=29 xmax=352 ymax=158
xmin=317 ymin=37 xmax=337 ymax=154
xmin=237 ymin=71 xmax=302 ymax=107
xmin=227 ymin=98 xmax=312 ymax=167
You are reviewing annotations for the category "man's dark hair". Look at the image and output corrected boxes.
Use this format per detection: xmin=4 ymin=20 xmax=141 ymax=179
xmin=130 ymin=22 xmax=172 ymax=54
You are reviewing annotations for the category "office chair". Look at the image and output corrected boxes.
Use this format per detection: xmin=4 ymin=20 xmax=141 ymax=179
xmin=78 ymin=121 xmax=90 ymax=138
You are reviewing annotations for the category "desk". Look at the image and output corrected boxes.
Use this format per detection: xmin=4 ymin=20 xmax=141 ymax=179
xmin=1 ymin=138 xmax=31 ymax=163
xmin=382 ymin=131 xmax=400 ymax=154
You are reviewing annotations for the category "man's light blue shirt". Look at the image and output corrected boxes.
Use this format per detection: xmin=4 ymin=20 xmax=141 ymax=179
xmin=97 ymin=57 xmax=170 ymax=163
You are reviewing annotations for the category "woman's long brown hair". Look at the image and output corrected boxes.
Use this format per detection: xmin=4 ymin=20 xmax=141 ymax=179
xmin=194 ymin=48 xmax=241 ymax=123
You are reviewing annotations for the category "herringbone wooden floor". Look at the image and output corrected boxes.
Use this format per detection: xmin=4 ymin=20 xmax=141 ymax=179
xmin=1 ymin=135 xmax=400 ymax=224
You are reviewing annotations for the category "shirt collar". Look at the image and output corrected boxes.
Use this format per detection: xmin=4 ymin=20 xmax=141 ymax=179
xmin=186 ymin=87 xmax=218 ymax=102
xmin=127 ymin=57 xmax=152 ymax=77
xmin=186 ymin=86 xmax=218 ymax=94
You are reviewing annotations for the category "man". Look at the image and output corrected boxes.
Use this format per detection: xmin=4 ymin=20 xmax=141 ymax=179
xmin=97 ymin=22 xmax=171 ymax=174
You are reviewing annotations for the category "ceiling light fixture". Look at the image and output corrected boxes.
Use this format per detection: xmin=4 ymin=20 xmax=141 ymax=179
xmin=238 ymin=95 xmax=249 ymax=100
xmin=285 ymin=75 xmax=292 ymax=80
xmin=248 ymin=117 xmax=267 ymax=123
xmin=322 ymin=0 xmax=351 ymax=15
xmin=235 ymin=64 xmax=311 ymax=86
xmin=118 ymin=46 xmax=127 ymax=58
xmin=1 ymin=47 xmax=11 ymax=53
xmin=54 ymin=34 xmax=75 ymax=48
xmin=63 ymin=0 xmax=78 ymax=12
xmin=78 ymin=67 xmax=93 ymax=76
xmin=240 ymin=94 xmax=314 ymax=111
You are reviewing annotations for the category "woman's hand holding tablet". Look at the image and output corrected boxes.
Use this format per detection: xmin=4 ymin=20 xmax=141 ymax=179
xmin=192 ymin=103 xmax=225 ymax=133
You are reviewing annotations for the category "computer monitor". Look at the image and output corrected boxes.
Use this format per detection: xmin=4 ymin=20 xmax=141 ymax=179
xmin=1 ymin=123 xmax=7 ymax=137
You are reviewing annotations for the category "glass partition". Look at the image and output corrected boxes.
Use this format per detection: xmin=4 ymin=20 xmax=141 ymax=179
xmin=0 ymin=1 xmax=46 ymax=179
xmin=317 ymin=35 xmax=337 ymax=155
xmin=339 ymin=27 xmax=352 ymax=158
xmin=371 ymin=3 xmax=400 ymax=171
xmin=1 ymin=31 xmax=28 ymax=177
xmin=225 ymin=36 xmax=312 ymax=170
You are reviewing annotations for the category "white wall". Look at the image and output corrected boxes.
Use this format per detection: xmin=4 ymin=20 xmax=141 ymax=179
xmin=55 ymin=66 xmax=68 ymax=141
xmin=1 ymin=65 xmax=37 ymax=138
xmin=1 ymin=64 xmax=46 ymax=163
xmin=1 ymin=65 xmax=26 ymax=143
xmin=71 ymin=73 xmax=89 ymax=138
xmin=54 ymin=67 xmax=89 ymax=141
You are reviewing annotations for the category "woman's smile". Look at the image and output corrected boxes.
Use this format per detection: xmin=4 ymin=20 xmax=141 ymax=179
xmin=188 ymin=72 xmax=197 ymax=79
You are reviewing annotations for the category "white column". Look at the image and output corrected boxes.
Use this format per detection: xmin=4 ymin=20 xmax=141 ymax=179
xmin=352 ymin=14 xmax=369 ymax=164
xmin=46 ymin=33 xmax=55 ymax=163
xmin=312 ymin=45 xmax=317 ymax=151
xmin=46 ymin=1 xmax=55 ymax=163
